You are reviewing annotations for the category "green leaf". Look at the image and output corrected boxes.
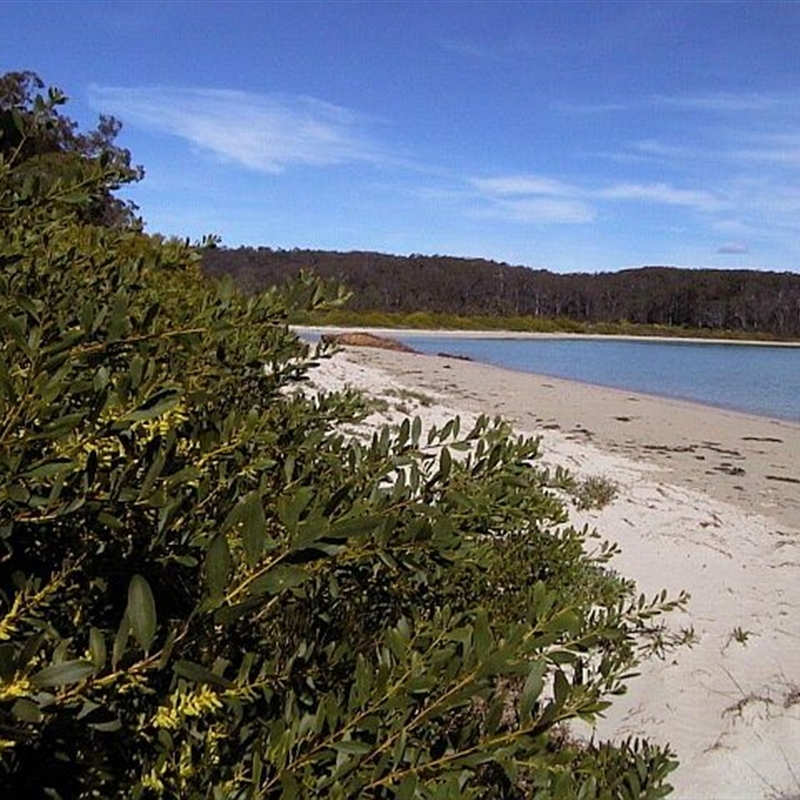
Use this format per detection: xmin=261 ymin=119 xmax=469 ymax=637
xmin=330 ymin=740 xmax=371 ymax=755
xmin=22 ymin=459 xmax=74 ymax=479
xmin=5 ymin=484 xmax=30 ymax=504
xmin=173 ymin=659 xmax=232 ymax=688
xmin=327 ymin=514 xmax=382 ymax=541
xmin=0 ymin=353 xmax=14 ymax=401
xmin=411 ymin=415 xmax=422 ymax=446
xmin=89 ymin=627 xmax=107 ymax=669
xmin=204 ymin=534 xmax=232 ymax=599
xmin=473 ymin=608 xmax=492 ymax=655
xmin=223 ymin=491 xmax=268 ymax=567
xmin=126 ymin=574 xmax=157 ymax=653
xmin=553 ymin=669 xmax=570 ymax=707
xmin=12 ymin=698 xmax=43 ymax=723
xmin=89 ymin=719 xmax=122 ymax=732
xmin=440 ymin=446 xmax=452 ymax=480
xmin=276 ymin=486 xmax=314 ymax=533
xmin=10 ymin=108 xmax=26 ymax=135
xmin=396 ymin=774 xmax=418 ymax=800
xmin=0 ymin=644 xmax=16 ymax=679
xmin=97 ymin=511 xmax=123 ymax=529
xmin=544 ymin=608 xmax=581 ymax=636
xmin=107 ymin=292 xmax=131 ymax=339
xmin=117 ymin=387 xmax=180 ymax=425
xmin=519 ymin=660 xmax=546 ymax=722
xmin=157 ymin=628 xmax=179 ymax=670
xmin=139 ymin=449 xmax=167 ymax=497
xmin=112 ymin=611 xmax=130 ymax=670
xmin=30 ymin=412 xmax=84 ymax=440
xmin=248 ymin=564 xmax=308 ymax=598
xmin=31 ymin=659 xmax=95 ymax=688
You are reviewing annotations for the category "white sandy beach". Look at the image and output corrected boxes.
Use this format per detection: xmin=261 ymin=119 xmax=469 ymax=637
xmin=303 ymin=334 xmax=800 ymax=800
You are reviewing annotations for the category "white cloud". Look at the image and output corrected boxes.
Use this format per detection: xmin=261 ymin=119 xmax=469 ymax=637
xmin=469 ymin=173 xmax=594 ymax=224
xmin=472 ymin=173 xmax=722 ymax=222
xmin=89 ymin=85 xmax=384 ymax=173
xmin=552 ymin=100 xmax=630 ymax=114
xmin=479 ymin=196 xmax=596 ymax=224
xmin=632 ymin=139 xmax=698 ymax=159
xmin=736 ymin=147 xmax=800 ymax=167
xmin=655 ymin=92 xmax=799 ymax=112
xmin=730 ymin=134 xmax=800 ymax=169
xmin=712 ymin=218 xmax=757 ymax=237
xmin=596 ymin=182 xmax=721 ymax=211
xmin=557 ymin=92 xmax=800 ymax=117
xmin=717 ymin=242 xmax=749 ymax=255
xmin=470 ymin=175 xmax=576 ymax=197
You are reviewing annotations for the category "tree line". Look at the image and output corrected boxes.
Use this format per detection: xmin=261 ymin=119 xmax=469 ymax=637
xmin=202 ymin=247 xmax=800 ymax=338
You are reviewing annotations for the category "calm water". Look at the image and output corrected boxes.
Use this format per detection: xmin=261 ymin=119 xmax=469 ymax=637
xmin=392 ymin=336 xmax=800 ymax=422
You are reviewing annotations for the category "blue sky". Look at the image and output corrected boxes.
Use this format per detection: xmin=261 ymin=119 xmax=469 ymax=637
xmin=4 ymin=1 xmax=800 ymax=273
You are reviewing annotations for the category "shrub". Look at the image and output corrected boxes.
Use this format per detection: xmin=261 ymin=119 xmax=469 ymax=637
xmin=0 ymin=74 xmax=686 ymax=798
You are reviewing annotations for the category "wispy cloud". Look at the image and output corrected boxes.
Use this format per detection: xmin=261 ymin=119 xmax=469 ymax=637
xmin=631 ymin=139 xmax=699 ymax=159
xmin=654 ymin=91 xmax=800 ymax=112
xmin=728 ymin=133 xmax=800 ymax=169
xmin=476 ymin=196 xmax=596 ymax=225
xmin=470 ymin=175 xmax=577 ymax=197
xmin=577 ymin=91 xmax=800 ymax=175
xmin=712 ymin=218 xmax=757 ymax=237
xmin=469 ymin=174 xmax=594 ymax=224
xmin=406 ymin=176 xmax=594 ymax=225
xmin=469 ymin=173 xmax=721 ymax=225
xmin=596 ymin=182 xmax=721 ymax=211
xmin=552 ymin=100 xmax=630 ymax=114
xmin=563 ymin=91 xmax=800 ymax=115
xmin=89 ymin=85 xmax=386 ymax=173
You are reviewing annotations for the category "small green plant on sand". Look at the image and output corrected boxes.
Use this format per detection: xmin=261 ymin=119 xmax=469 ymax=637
xmin=387 ymin=386 xmax=436 ymax=407
xmin=362 ymin=395 xmax=391 ymax=415
xmin=730 ymin=626 xmax=754 ymax=646
xmin=574 ymin=475 xmax=620 ymax=510
xmin=547 ymin=468 xmax=620 ymax=511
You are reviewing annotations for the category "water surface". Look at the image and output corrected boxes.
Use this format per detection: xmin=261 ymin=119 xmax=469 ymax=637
xmin=394 ymin=336 xmax=800 ymax=422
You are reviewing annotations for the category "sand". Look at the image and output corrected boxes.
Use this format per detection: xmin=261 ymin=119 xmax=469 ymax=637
xmin=302 ymin=332 xmax=800 ymax=799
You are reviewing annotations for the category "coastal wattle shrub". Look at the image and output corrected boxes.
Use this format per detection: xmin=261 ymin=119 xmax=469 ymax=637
xmin=0 ymin=73 xmax=686 ymax=798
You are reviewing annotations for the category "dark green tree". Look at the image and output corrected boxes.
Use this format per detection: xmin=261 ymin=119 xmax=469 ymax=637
xmin=0 ymin=70 xmax=142 ymax=228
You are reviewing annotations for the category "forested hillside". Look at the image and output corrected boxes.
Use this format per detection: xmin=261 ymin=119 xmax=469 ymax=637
xmin=202 ymin=247 xmax=800 ymax=338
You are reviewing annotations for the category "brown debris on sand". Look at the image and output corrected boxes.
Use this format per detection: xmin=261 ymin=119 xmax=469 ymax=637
xmin=321 ymin=331 xmax=418 ymax=353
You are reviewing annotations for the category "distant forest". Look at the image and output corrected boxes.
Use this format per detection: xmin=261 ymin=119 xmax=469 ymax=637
xmin=201 ymin=247 xmax=800 ymax=338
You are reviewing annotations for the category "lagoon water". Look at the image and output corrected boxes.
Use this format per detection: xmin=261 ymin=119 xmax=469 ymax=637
xmin=392 ymin=335 xmax=800 ymax=422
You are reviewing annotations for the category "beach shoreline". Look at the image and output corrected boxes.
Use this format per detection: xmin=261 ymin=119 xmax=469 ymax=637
xmin=303 ymin=334 xmax=800 ymax=530
xmin=295 ymin=324 xmax=800 ymax=348
xmin=306 ymin=343 xmax=800 ymax=799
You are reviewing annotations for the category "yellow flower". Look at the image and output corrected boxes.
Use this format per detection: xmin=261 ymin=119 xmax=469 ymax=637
xmin=151 ymin=684 xmax=223 ymax=730
xmin=0 ymin=675 xmax=32 ymax=703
